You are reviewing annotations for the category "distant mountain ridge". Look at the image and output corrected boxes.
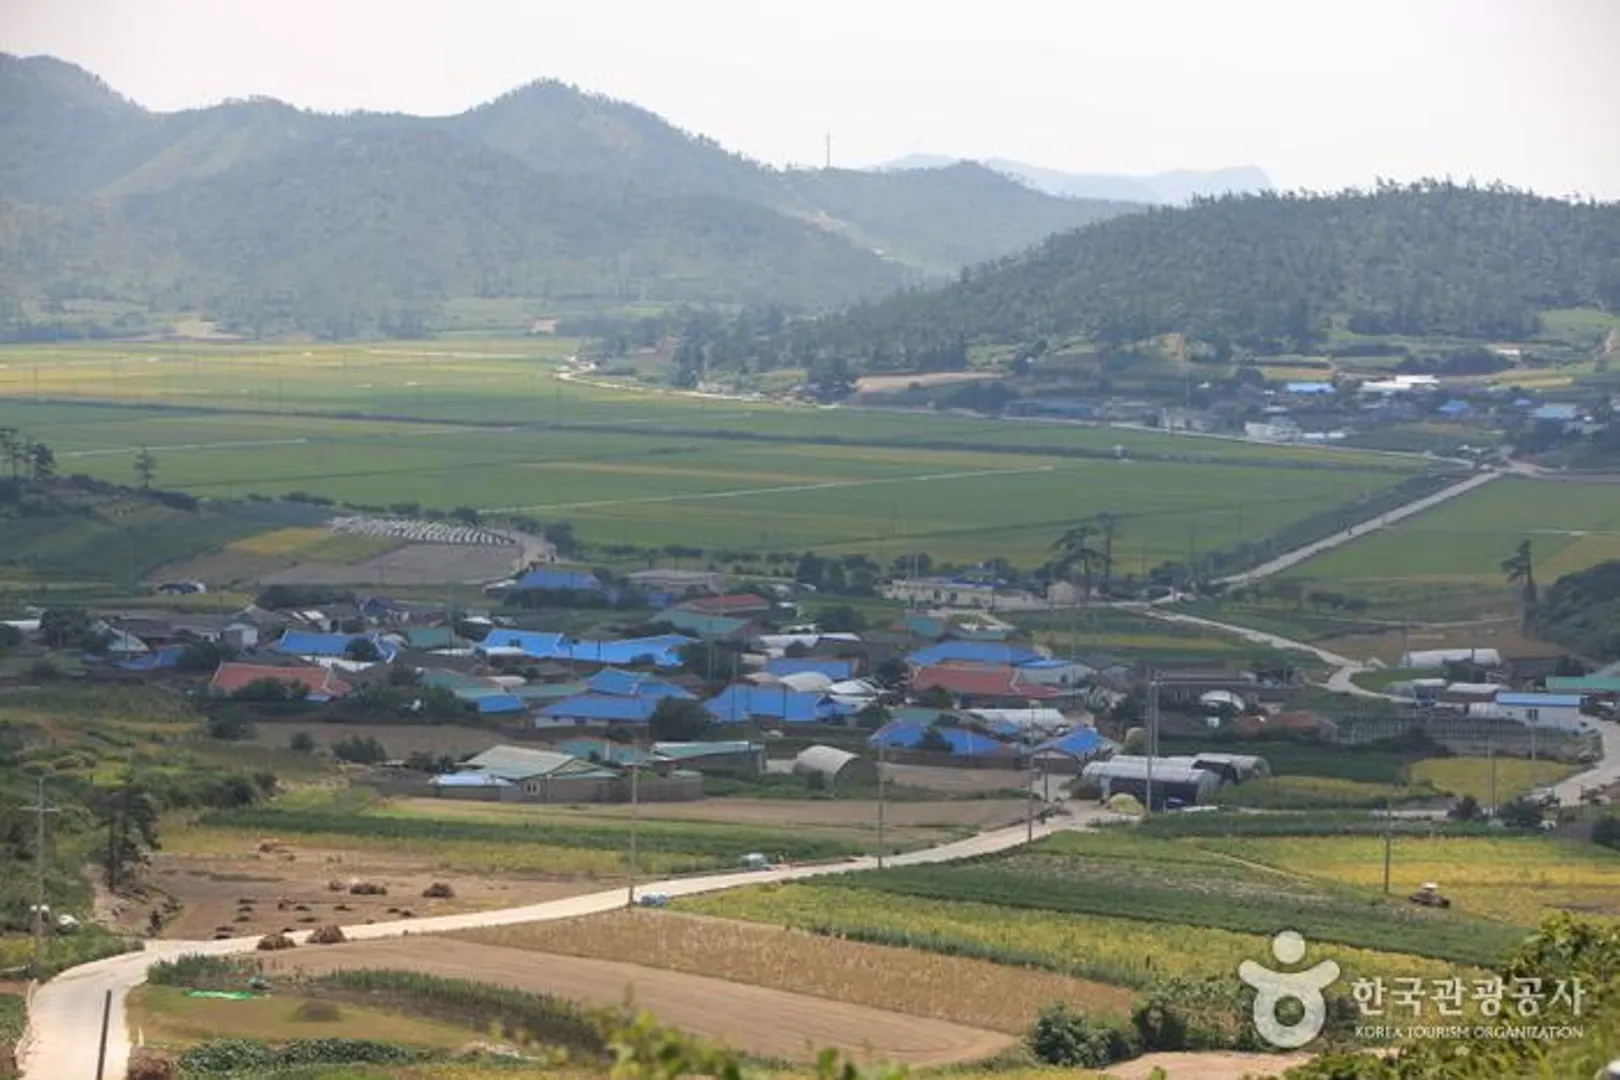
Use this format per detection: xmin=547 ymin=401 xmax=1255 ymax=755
xmin=877 ymin=155 xmax=1273 ymax=204
xmin=0 ymin=53 xmax=1144 ymax=335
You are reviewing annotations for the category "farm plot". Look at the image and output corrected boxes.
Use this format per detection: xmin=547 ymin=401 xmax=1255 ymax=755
xmin=454 ymin=909 xmax=1135 ymax=1033
xmin=1408 ymin=757 xmax=1580 ymax=803
xmin=803 ymin=831 xmax=1521 ymax=966
xmin=1198 ymin=834 xmax=1620 ymax=926
xmin=684 ymin=883 xmax=1463 ymax=991
xmin=1276 ymin=477 xmax=1620 ymax=616
xmin=255 ymin=937 xmax=1016 ymax=1066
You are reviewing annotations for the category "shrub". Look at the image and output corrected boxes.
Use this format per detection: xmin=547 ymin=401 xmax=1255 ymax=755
xmin=290 ymin=999 xmax=343 ymax=1022
xmin=422 ymin=882 xmax=454 ymax=899
xmin=125 ymin=1047 xmax=177 ymax=1080
xmin=1028 ymin=1003 xmax=1136 ymax=1067
xmin=289 ymin=732 xmax=316 ymax=753
xmin=1591 ymin=815 xmax=1620 ymax=851
xmin=348 ymin=881 xmax=387 ymax=896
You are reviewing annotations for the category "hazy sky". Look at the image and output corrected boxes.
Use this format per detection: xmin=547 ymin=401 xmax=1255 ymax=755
xmin=6 ymin=0 xmax=1619 ymax=197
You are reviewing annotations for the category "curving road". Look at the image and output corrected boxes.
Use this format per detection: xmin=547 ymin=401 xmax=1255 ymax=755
xmin=21 ymin=821 xmax=1054 ymax=1080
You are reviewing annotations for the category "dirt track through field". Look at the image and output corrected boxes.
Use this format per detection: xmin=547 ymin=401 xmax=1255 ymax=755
xmin=257 ymin=938 xmax=1016 ymax=1065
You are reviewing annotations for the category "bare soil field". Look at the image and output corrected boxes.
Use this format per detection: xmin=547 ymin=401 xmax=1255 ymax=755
xmin=884 ymin=764 xmax=1033 ymax=796
xmin=258 ymin=938 xmax=1014 ymax=1065
xmin=274 ymin=542 xmax=520 ymax=586
xmin=151 ymin=548 xmax=295 ymax=588
xmin=1108 ymin=1051 xmax=1314 ymax=1079
xmin=1332 ymin=614 xmax=1563 ymax=666
xmin=142 ymin=846 xmax=603 ymax=941
xmin=249 ymin=722 xmax=500 ymax=758
xmin=855 ymin=372 xmax=1002 ymax=393
xmin=455 ymin=910 xmax=1134 ymax=1033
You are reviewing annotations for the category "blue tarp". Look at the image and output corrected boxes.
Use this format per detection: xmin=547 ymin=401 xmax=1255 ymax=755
xmin=764 ymin=657 xmax=855 ymax=681
xmin=116 ymin=644 xmax=186 ymax=671
xmin=1035 ymin=728 xmax=1113 ymax=757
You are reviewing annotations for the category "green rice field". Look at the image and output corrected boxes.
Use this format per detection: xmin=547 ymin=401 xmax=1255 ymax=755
xmin=0 ymin=340 xmax=1433 ymax=566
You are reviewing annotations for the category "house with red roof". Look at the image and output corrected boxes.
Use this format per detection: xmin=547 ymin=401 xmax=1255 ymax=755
xmin=209 ymin=662 xmax=352 ymax=701
xmin=910 ymin=663 xmax=1065 ymax=707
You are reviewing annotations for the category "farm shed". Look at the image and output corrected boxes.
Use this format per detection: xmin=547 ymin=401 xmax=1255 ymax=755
xmin=1031 ymin=727 xmax=1115 ymax=772
xmin=867 ymin=720 xmax=1017 ymax=761
xmin=1474 ymin=692 xmax=1590 ymax=733
xmin=792 ymin=745 xmax=877 ymax=788
xmin=1400 ymin=648 xmax=1502 ymax=670
xmin=910 ymin=664 xmax=1064 ymax=706
xmin=512 ymin=568 xmax=603 ymax=593
xmin=536 ymin=694 xmax=665 ymax=728
xmin=1081 ymin=758 xmax=1224 ymax=807
xmin=653 ymin=740 xmax=766 ymax=777
xmin=776 ymin=671 xmax=836 ymax=693
xmin=209 ymin=661 xmax=351 ymax=701
xmin=657 ymin=609 xmax=754 ymax=640
xmin=1182 ymin=752 xmax=1270 ymax=782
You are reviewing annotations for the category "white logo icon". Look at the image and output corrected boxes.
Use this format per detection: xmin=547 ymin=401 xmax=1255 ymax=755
xmin=1237 ymin=931 xmax=1341 ymax=1048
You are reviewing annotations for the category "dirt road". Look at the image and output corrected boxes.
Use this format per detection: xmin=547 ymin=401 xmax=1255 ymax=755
xmin=258 ymin=938 xmax=1014 ymax=1066
xmin=21 ymin=822 xmax=1051 ymax=1080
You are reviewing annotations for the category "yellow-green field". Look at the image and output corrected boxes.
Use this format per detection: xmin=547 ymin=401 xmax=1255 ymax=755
xmin=1199 ymin=835 xmax=1620 ymax=926
xmin=1408 ymin=758 xmax=1580 ymax=803
xmin=227 ymin=526 xmax=399 ymax=563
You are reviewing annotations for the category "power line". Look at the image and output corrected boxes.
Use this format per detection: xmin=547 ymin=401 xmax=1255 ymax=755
xmin=24 ymin=776 xmax=60 ymax=977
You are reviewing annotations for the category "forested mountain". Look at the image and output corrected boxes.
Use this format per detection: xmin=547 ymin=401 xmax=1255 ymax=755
xmin=788 ymin=183 xmax=1620 ymax=361
xmin=878 ymin=156 xmax=1272 ymax=204
xmin=0 ymin=54 xmax=1141 ymax=334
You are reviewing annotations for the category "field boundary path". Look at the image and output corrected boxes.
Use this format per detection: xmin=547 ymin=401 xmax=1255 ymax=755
xmin=20 ymin=822 xmax=1053 ymax=1080
xmin=1211 ymin=467 xmax=1502 ymax=589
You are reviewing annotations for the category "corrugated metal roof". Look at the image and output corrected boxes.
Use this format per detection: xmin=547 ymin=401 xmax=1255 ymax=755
xmin=1496 ymin=693 xmax=1583 ymax=707
xmin=653 ymin=740 xmax=761 ymax=760
xmin=587 ymin=668 xmax=696 ymax=699
xmin=907 ymin=641 xmax=1045 ymax=667
xmin=539 ymin=695 xmax=664 ymax=723
xmin=793 ymin=745 xmax=861 ymax=777
xmin=462 ymin=745 xmax=594 ymax=781
xmin=1545 ymin=676 xmax=1620 ymax=694
xmin=705 ymin=686 xmax=854 ymax=724
xmin=766 ymin=657 xmax=856 ymax=681
xmin=514 ymin=568 xmax=602 ymax=592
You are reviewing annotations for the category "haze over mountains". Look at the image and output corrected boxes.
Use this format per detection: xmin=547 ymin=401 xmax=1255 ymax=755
xmin=877 ymin=156 xmax=1273 ymax=205
xmin=0 ymin=53 xmax=1149 ymax=335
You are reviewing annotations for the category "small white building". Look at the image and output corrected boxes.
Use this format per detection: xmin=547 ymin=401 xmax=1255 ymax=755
xmin=1474 ymin=693 xmax=1589 ymax=733
xmin=1401 ymin=648 xmax=1502 ymax=670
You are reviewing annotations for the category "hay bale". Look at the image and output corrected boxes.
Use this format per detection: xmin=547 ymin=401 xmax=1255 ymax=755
xmin=308 ymin=923 xmax=346 ymax=945
xmin=127 ymin=1047 xmax=178 ymax=1080
xmin=327 ymin=879 xmax=346 ymax=892
xmin=256 ymin=931 xmax=296 ymax=951
xmin=422 ymin=882 xmax=454 ymax=899
xmin=348 ymin=881 xmax=387 ymax=896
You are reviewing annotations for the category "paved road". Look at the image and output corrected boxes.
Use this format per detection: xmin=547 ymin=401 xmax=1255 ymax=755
xmin=21 ymin=822 xmax=1053 ymax=1080
xmin=1551 ymin=718 xmax=1620 ymax=806
xmin=1212 ymin=467 xmax=1501 ymax=589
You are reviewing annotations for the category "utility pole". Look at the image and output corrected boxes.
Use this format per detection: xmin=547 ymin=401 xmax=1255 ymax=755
xmin=1382 ymin=793 xmax=1394 ymax=895
xmin=1145 ymin=674 xmax=1160 ymax=815
xmin=25 ymin=777 xmax=59 ymax=977
xmin=876 ymin=739 xmax=887 ymax=868
xmin=627 ymin=736 xmax=641 ymax=907
xmin=1487 ymin=730 xmax=1497 ymax=816
xmin=1026 ymin=742 xmax=1037 ymax=842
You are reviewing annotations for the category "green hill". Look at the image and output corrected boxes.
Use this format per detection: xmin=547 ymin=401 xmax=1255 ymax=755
xmin=789 ymin=183 xmax=1620 ymax=361
xmin=0 ymin=54 xmax=1140 ymax=333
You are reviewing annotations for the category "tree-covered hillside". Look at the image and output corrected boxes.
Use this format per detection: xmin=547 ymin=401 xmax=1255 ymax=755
xmin=792 ymin=183 xmax=1620 ymax=361
xmin=0 ymin=54 xmax=1141 ymax=333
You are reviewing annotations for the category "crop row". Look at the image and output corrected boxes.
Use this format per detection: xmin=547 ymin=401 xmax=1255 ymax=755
xmin=197 ymin=806 xmax=865 ymax=861
xmin=683 ymin=884 xmax=1466 ymax=990
xmin=816 ymin=865 xmax=1520 ymax=967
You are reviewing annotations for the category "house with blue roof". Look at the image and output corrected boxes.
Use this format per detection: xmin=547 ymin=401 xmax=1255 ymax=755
xmin=765 ymin=657 xmax=856 ymax=682
xmin=1530 ymin=403 xmax=1582 ymax=425
xmin=705 ymin=685 xmax=855 ymax=725
xmin=587 ymin=667 xmax=696 ymax=699
xmin=867 ymin=719 xmax=1016 ymax=759
xmin=1284 ymin=381 xmax=1335 ymax=397
xmin=657 ymin=608 xmax=753 ymax=640
xmin=906 ymin=641 xmax=1045 ymax=668
xmin=512 ymin=568 xmax=603 ymax=593
xmin=475 ymin=632 xmax=693 ymax=669
xmin=275 ymin=630 xmax=399 ymax=662
xmin=1031 ymin=727 xmax=1115 ymax=769
xmin=116 ymin=644 xmax=186 ymax=672
xmin=1435 ymin=400 xmax=1474 ymax=419
xmin=536 ymin=694 xmax=666 ymax=728
xmin=1482 ymin=691 xmax=1588 ymax=731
